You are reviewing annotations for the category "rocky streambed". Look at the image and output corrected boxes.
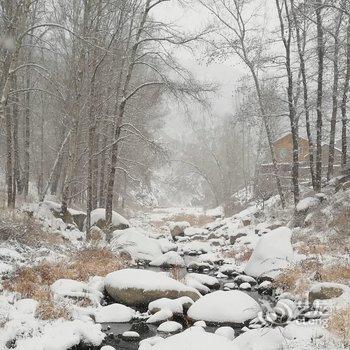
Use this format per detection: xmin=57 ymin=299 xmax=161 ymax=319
xmin=70 ymin=260 xmax=327 ymax=350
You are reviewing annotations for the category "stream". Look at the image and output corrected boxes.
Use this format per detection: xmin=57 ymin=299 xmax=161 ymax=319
xmin=73 ymin=262 xmax=277 ymax=350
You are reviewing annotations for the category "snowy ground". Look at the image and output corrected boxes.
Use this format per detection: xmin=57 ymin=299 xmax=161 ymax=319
xmin=0 ymin=192 xmax=349 ymax=350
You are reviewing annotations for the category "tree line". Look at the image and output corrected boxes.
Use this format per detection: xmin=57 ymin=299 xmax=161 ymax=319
xmin=0 ymin=0 xmax=212 ymax=228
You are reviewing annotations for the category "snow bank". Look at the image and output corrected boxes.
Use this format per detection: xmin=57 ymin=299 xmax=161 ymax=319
xmin=244 ymin=226 xmax=293 ymax=278
xmin=188 ymin=290 xmax=261 ymax=324
xmin=232 ymin=327 xmax=285 ymax=350
xmin=296 ymin=197 xmax=320 ymax=212
xmin=149 ymin=326 xmax=237 ymax=350
xmin=14 ymin=320 xmax=105 ymax=350
xmin=51 ymin=279 xmax=102 ymax=304
xmin=206 ymin=206 xmax=224 ymax=218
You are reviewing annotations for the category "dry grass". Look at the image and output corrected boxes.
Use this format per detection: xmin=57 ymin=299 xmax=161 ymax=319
xmin=274 ymin=266 xmax=310 ymax=297
xmin=327 ymin=308 xmax=350 ymax=346
xmin=318 ymin=264 xmax=350 ymax=284
xmin=295 ymin=242 xmax=327 ymax=256
xmin=169 ymin=266 xmax=184 ymax=282
xmin=274 ymin=261 xmax=350 ymax=297
xmin=168 ymin=213 xmax=214 ymax=227
xmin=330 ymin=205 xmax=350 ymax=237
xmin=0 ymin=209 xmax=65 ymax=247
xmin=149 ymin=213 xmax=214 ymax=234
xmin=3 ymin=248 xmax=128 ymax=320
xmin=224 ymin=246 xmax=253 ymax=262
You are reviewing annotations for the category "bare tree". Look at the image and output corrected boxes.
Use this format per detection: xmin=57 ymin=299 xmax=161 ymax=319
xmin=198 ymin=0 xmax=286 ymax=207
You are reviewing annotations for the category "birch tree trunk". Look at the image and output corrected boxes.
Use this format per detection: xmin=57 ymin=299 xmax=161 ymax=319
xmin=341 ymin=20 xmax=350 ymax=167
xmin=315 ymin=0 xmax=324 ymax=192
xmin=327 ymin=11 xmax=342 ymax=180
xmin=276 ymin=0 xmax=299 ymax=205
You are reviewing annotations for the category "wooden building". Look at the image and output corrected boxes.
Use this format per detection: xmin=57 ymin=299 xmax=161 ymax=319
xmin=258 ymin=132 xmax=343 ymax=194
xmin=273 ymin=133 xmax=309 ymax=163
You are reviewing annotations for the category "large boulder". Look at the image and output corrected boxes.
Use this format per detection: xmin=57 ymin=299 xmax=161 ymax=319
xmin=105 ymin=269 xmax=201 ymax=307
xmin=187 ymin=290 xmax=261 ymax=325
xmin=308 ymin=282 xmax=350 ymax=309
xmin=244 ymin=227 xmax=293 ymax=279
xmin=87 ymin=208 xmax=129 ymax=232
xmin=70 ymin=209 xmax=87 ymax=231
xmin=110 ymin=228 xmax=162 ymax=262
xmin=169 ymin=222 xmax=190 ymax=240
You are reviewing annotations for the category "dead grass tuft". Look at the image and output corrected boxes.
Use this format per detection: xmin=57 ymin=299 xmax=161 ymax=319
xmin=168 ymin=213 xmax=213 ymax=227
xmin=3 ymin=248 xmax=128 ymax=320
xmin=4 ymin=248 xmax=128 ymax=296
xmin=224 ymin=246 xmax=253 ymax=262
xmin=169 ymin=266 xmax=183 ymax=282
xmin=0 ymin=209 xmax=65 ymax=247
xmin=295 ymin=242 xmax=327 ymax=256
xmin=274 ymin=266 xmax=310 ymax=297
xmin=35 ymin=290 xmax=70 ymax=320
xmin=274 ymin=260 xmax=350 ymax=297
xmin=327 ymin=308 xmax=350 ymax=346
xmin=319 ymin=264 xmax=350 ymax=284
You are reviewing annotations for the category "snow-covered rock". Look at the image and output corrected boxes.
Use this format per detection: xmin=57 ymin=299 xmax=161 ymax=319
xmin=146 ymin=309 xmax=173 ymax=324
xmin=308 ymin=282 xmax=350 ymax=309
xmin=51 ymin=279 xmax=103 ymax=304
xmin=148 ymin=296 xmax=194 ymax=314
xmin=150 ymin=251 xmax=185 ymax=267
xmin=215 ymin=326 xmax=235 ymax=340
xmin=239 ymin=282 xmax=251 ymax=290
xmin=181 ymin=241 xmax=212 ymax=255
xmin=188 ymin=290 xmax=261 ymax=325
xmin=296 ymin=197 xmax=321 ymax=212
xmin=105 ymin=269 xmax=200 ymax=307
xmin=157 ymin=321 xmax=183 ymax=333
xmin=148 ymin=326 xmax=237 ymax=350
xmin=94 ymin=304 xmax=135 ymax=323
xmin=88 ymin=208 xmax=129 ymax=231
xmin=157 ymin=238 xmax=178 ymax=253
xmin=185 ymin=273 xmax=219 ymax=293
xmin=121 ymin=331 xmax=140 ymax=339
xmin=184 ymin=227 xmax=209 ymax=237
xmin=244 ymin=227 xmax=293 ymax=279
xmin=111 ymin=228 xmax=162 ymax=261
xmin=233 ymin=275 xmax=257 ymax=285
xmin=232 ymin=327 xmax=285 ymax=350
xmin=169 ymin=221 xmax=190 ymax=240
